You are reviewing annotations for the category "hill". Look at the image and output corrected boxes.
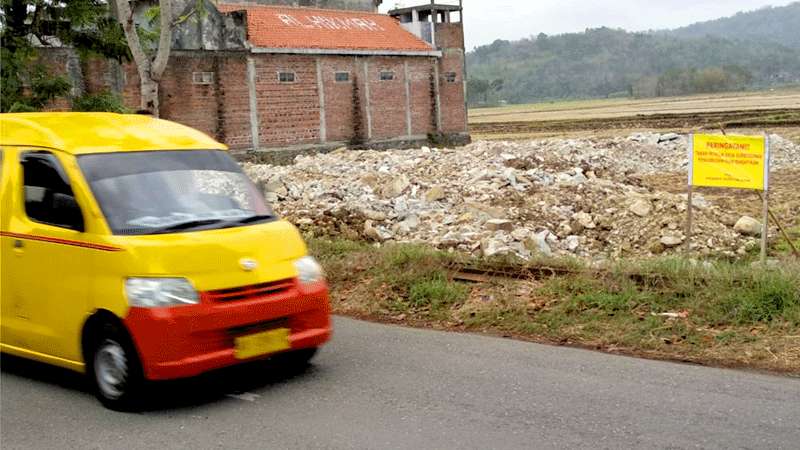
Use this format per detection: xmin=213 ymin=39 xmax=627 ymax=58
xmin=669 ymin=2 xmax=800 ymax=49
xmin=467 ymin=3 xmax=800 ymax=105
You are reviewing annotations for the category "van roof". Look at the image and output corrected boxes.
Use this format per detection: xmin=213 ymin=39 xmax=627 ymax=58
xmin=0 ymin=112 xmax=227 ymax=155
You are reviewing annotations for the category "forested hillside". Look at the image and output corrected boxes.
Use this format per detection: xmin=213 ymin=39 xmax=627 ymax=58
xmin=466 ymin=3 xmax=800 ymax=105
xmin=669 ymin=2 xmax=800 ymax=49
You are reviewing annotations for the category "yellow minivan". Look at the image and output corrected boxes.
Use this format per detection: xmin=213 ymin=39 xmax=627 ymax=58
xmin=0 ymin=113 xmax=331 ymax=410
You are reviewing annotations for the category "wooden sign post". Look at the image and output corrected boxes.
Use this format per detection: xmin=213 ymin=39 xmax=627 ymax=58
xmin=687 ymin=133 xmax=770 ymax=263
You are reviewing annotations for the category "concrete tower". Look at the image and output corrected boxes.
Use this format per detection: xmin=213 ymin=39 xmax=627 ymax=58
xmin=389 ymin=2 xmax=468 ymax=139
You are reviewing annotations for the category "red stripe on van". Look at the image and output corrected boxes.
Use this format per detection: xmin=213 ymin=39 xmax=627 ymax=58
xmin=0 ymin=231 xmax=123 ymax=252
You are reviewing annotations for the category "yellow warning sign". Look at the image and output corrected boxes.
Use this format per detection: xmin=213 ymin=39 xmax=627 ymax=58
xmin=690 ymin=134 xmax=768 ymax=190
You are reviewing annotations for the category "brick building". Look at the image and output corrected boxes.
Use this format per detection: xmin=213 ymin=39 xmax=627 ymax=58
xmin=44 ymin=0 xmax=469 ymax=154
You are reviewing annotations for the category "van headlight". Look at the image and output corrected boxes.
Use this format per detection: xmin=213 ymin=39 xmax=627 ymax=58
xmin=125 ymin=278 xmax=199 ymax=307
xmin=294 ymin=256 xmax=324 ymax=284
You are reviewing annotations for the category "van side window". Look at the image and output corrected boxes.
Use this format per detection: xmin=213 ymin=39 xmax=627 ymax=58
xmin=21 ymin=152 xmax=84 ymax=231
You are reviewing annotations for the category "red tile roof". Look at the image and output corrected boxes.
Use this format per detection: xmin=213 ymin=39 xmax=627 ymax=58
xmin=217 ymin=4 xmax=434 ymax=53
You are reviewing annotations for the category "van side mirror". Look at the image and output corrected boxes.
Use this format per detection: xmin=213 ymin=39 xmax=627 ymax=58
xmin=51 ymin=193 xmax=85 ymax=232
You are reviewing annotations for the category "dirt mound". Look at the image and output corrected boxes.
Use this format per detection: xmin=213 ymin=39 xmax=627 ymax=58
xmin=246 ymin=133 xmax=800 ymax=261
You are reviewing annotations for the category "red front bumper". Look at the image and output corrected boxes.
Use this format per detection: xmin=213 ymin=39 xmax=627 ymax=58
xmin=123 ymin=279 xmax=331 ymax=381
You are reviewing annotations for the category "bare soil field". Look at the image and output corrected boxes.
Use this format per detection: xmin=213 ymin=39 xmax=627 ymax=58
xmin=470 ymin=90 xmax=800 ymax=123
xmin=469 ymin=91 xmax=800 ymax=142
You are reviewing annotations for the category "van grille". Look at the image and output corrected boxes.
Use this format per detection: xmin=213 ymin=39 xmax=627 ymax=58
xmin=203 ymin=279 xmax=295 ymax=303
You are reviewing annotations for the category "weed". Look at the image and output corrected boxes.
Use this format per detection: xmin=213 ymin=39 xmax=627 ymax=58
xmin=408 ymin=275 xmax=469 ymax=310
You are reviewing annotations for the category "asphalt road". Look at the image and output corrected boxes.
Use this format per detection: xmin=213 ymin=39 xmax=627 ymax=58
xmin=2 ymin=317 xmax=799 ymax=449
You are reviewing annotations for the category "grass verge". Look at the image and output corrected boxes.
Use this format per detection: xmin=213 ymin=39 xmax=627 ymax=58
xmin=310 ymin=238 xmax=800 ymax=375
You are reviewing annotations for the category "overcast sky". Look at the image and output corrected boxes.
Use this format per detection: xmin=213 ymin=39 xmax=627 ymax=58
xmin=380 ymin=0 xmax=798 ymax=50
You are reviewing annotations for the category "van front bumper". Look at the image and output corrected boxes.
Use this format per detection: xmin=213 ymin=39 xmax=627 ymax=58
xmin=123 ymin=279 xmax=331 ymax=381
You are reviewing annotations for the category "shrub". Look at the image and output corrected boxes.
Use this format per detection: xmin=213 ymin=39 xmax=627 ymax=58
xmin=72 ymin=91 xmax=128 ymax=113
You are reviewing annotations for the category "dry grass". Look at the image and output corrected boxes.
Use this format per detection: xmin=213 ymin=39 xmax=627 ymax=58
xmin=311 ymin=238 xmax=800 ymax=375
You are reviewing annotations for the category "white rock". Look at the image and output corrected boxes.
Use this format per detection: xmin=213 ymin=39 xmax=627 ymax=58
xmin=511 ymin=228 xmax=530 ymax=241
xmin=573 ymin=212 xmax=596 ymax=230
xmin=525 ymin=231 xmax=552 ymax=256
xmin=565 ymin=235 xmax=580 ymax=251
xmin=734 ymin=216 xmax=762 ymax=236
xmin=660 ymin=235 xmax=684 ymax=247
xmin=425 ymin=185 xmax=446 ymax=202
xmin=629 ymin=199 xmax=653 ymax=217
xmin=383 ymin=175 xmax=410 ymax=198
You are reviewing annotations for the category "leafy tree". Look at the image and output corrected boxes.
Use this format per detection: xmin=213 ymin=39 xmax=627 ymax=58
xmin=467 ymin=22 xmax=800 ymax=104
xmin=114 ymin=0 xmax=173 ymax=116
xmin=0 ymin=0 xmax=130 ymax=112
xmin=72 ymin=90 xmax=129 ymax=113
xmin=467 ymin=78 xmax=490 ymax=104
xmin=113 ymin=0 xmax=205 ymax=116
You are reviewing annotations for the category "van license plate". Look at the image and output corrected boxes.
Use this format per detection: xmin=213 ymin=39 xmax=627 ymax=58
xmin=234 ymin=328 xmax=291 ymax=360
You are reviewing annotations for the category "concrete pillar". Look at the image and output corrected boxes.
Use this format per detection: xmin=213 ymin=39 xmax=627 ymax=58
xmin=433 ymin=60 xmax=442 ymax=133
xmin=316 ymin=58 xmax=327 ymax=143
xmin=246 ymin=57 xmax=260 ymax=151
xmin=363 ymin=60 xmax=373 ymax=140
xmin=404 ymin=60 xmax=412 ymax=137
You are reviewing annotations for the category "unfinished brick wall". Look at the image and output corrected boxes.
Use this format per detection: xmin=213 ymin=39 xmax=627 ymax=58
xmin=367 ymin=57 xmax=408 ymax=140
xmin=34 ymin=47 xmax=467 ymax=150
xmin=408 ymin=58 xmax=435 ymax=136
xmin=435 ymin=22 xmax=468 ymax=135
xmin=159 ymin=55 xmax=222 ymax=139
xmin=437 ymin=50 xmax=467 ymax=134
xmin=253 ymin=54 xmax=321 ymax=146
xmin=319 ymin=56 xmax=358 ymax=143
xmin=217 ymin=56 xmax=252 ymax=150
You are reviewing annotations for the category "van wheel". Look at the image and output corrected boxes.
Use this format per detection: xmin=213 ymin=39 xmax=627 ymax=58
xmin=87 ymin=322 xmax=145 ymax=411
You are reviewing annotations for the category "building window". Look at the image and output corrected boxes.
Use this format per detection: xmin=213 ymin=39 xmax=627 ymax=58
xmin=192 ymin=72 xmax=214 ymax=85
xmin=380 ymin=71 xmax=395 ymax=81
xmin=445 ymin=72 xmax=458 ymax=83
xmin=278 ymin=72 xmax=296 ymax=83
xmin=335 ymin=72 xmax=350 ymax=83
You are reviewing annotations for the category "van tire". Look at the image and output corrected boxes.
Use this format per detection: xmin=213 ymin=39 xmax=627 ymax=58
xmin=86 ymin=321 xmax=146 ymax=412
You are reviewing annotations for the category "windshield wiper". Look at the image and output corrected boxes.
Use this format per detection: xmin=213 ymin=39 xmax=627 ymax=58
xmin=219 ymin=214 xmax=278 ymax=228
xmin=148 ymin=219 xmax=227 ymax=234
xmin=237 ymin=214 xmax=277 ymax=224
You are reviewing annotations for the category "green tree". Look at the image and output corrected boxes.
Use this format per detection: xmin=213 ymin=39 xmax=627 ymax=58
xmin=467 ymin=78 xmax=490 ymax=104
xmin=0 ymin=0 xmax=130 ymax=112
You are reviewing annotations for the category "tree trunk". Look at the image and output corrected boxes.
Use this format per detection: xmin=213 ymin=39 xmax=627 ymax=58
xmin=114 ymin=0 xmax=173 ymax=117
xmin=141 ymin=78 xmax=159 ymax=115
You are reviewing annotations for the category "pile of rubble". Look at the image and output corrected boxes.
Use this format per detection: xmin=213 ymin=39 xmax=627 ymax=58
xmin=245 ymin=132 xmax=800 ymax=261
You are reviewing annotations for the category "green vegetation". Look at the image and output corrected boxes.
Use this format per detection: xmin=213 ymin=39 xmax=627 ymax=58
xmin=310 ymin=238 xmax=800 ymax=373
xmin=0 ymin=0 xmax=129 ymax=112
xmin=72 ymin=91 xmax=129 ymax=113
xmin=669 ymin=2 xmax=800 ymax=50
xmin=467 ymin=3 xmax=800 ymax=105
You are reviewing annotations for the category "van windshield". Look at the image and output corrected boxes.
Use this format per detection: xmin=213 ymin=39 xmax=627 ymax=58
xmin=77 ymin=150 xmax=274 ymax=235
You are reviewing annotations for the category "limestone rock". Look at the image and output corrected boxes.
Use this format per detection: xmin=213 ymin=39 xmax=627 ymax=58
xmin=734 ymin=216 xmax=762 ymax=236
xmin=525 ymin=231 xmax=552 ymax=256
xmin=486 ymin=219 xmax=514 ymax=232
xmin=573 ymin=212 xmax=596 ymax=230
xmin=629 ymin=199 xmax=652 ymax=217
xmin=382 ymin=175 xmax=410 ymax=198
xmin=425 ymin=185 xmax=446 ymax=202
xmin=565 ymin=235 xmax=580 ymax=252
xmin=660 ymin=235 xmax=684 ymax=248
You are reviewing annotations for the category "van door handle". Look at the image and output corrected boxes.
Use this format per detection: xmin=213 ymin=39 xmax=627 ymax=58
xmin=13 ymin=239 xmax=24 ymax=249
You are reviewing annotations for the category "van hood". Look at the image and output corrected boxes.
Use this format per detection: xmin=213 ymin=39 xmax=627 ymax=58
xmin=110 ymin=220 xmax=307 ymax=291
